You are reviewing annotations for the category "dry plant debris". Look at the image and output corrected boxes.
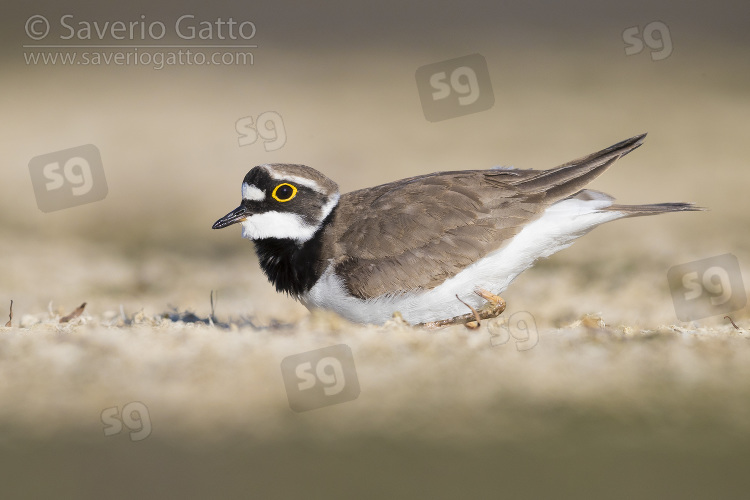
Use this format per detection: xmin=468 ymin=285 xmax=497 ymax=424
xmin=59 ymin=302 xmax=86 ymax=323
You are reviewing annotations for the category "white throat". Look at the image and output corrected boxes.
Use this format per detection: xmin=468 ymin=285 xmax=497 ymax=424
xmin=241 ymin=192 xmax=340 ymax=243
xmin=241 ymin=212 xmax=319 ymax=242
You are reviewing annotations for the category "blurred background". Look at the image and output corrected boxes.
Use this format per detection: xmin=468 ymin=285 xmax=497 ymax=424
xmin=1 ymin=0 xmax=749 ymax=498
xmin=1 ymin=0 xmax=748 ymax=323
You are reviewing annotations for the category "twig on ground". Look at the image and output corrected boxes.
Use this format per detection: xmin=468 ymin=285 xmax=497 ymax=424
xmin=5 ymin=300 xmax=12 ymax=327
xmin=725 ymin=316 xmax=740 ymax=331
xmin=209 ymin=290 xmax=217 ymax=327
xmin=60 ymin=302 xmax=86 ymax=323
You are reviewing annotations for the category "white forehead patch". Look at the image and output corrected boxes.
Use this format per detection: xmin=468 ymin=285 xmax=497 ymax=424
xmin=241 ymin=211 xmax=318 ymax=242
xmin=242 ymin=182 xmax=265 ymax=201
xmin=261 ymin=164 xmax=324 ymax=194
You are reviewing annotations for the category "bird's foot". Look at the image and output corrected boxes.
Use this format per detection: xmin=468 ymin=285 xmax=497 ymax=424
xmin=420 ymin=288 xmax=506 ymax=329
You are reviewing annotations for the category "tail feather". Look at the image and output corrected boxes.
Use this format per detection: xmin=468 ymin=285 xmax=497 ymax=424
xmin=605 ymin=202 xmax=706 ymax=217
xmin=567 ymin=189 xmax=706 ymax=217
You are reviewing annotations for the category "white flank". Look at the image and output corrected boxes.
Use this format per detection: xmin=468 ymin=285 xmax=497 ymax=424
xmin=301 ymin=196 xmax=625 ymax=325
xmin=241 ymin=211 xmax=318 ymax=242
xmin=261 ymin=164 xmax=324 ymax=193
xmin=242 ymin=182 xmax=265 ymax=201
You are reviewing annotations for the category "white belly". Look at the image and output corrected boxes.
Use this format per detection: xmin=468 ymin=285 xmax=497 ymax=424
xmin=301 ymin=197 xmax=624 ymax=325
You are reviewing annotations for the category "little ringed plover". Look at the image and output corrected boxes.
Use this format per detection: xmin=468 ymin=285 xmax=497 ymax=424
xmin=212 ymin=134 xmax=700 ymax=325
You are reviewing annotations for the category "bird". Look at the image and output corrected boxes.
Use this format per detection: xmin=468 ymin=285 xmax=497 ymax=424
xmin=212 ymin=134 xmax=700 ymax=326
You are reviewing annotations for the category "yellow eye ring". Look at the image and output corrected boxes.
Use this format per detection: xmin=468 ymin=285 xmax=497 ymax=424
xmin=271 ymin=183 xmax=297 ymax=202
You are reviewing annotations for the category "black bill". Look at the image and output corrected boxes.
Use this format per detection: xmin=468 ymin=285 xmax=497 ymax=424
xmin=212 ymin=205 xmax=250 ymax=229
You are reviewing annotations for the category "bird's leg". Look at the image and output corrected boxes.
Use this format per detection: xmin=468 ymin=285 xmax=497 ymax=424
xmin=465 ymin=288 xmax=506 ymax=328
xmin=420 ymin=288 xmax=506 ymax=329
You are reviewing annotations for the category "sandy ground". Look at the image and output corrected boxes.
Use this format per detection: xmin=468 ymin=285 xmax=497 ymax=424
xmin=2 ymin=4 xmax=750 ymax=497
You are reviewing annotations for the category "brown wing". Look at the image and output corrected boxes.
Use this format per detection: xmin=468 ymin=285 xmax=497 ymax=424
xmin=326 ymin=134 xmax=647 ymax=299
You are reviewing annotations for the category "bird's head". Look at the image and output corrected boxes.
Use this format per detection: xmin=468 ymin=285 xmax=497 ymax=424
xmin=212 ymin=164 xmax=340 ymax=243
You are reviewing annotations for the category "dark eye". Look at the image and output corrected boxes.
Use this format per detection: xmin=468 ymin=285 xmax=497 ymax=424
xmin=272 ymin=183 xmax=297 ymax=202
